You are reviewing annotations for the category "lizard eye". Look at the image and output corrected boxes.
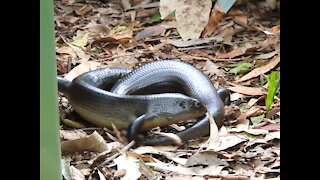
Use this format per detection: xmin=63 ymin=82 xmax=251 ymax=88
xmin=195 ymin=102 xmax=200 ymax=107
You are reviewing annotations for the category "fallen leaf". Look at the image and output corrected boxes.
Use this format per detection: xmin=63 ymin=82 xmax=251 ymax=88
xmin=253 ymin=50 xmax=278 ymax=60
xmin=60 ymin=35 xmax=91 ymax=62
xmin=206 ymin=113 xmax=220 ymax=150
xmin=146 ymin=161 xmax=224 ymax=176
xmin=236 ymin=55 xmax=280 ymax=82
xmin=165 ymin=36 xmax=222 ymax=47
xmin=91 ymin=23 xmax=134 ymax=47
xmin=56 ymin=46 xmax=77 ymax=58
xmin=238 ymin=106 xmax=262 ymax=122
xmin=136 ymin=25 xmax=166 ymax=38
xmin=60 ymin=15 xmax=80 ymax=24
xmin=120 ymin=0 xmax=131 ymax=10
xmin=74 ymin=5 xmax=92 ymax=16
xmin=175 ymin=0 xmax=212 ymax=41
xmin=70 ymin=32 xmax=89 ymax=48
xmin=228 ymin=63 xmax=252 ymax=74
xmin=70 ymin=45 xmax=91 ymax=62
xmin=185 ymin=151 xmax=228 ymax=167
xmin=219 ymin=27 xmax=236 ymax=44
xmin=87 ymin=24 xmax=110 ymax=34
xmin=230 ymin=92 xmax=243 ymax=101
xmin=228 ymin=86 xmax=266 ymax=96
xmin=114 ymin=155 xmax=141 ymax=180
xmin=60 ymin=129 xmax=88 ymax=140
xmin=70 ymin=166 xmax=85 ymax=180
xmin=137 ymin=158 xmax=157 ymax=180
xmin=250 ymin=114 xmax=265 ymax=125
xmin=159 ymin=0 xmax=178 ymax=19
xmin=202 ymin=2 xmax=225 ymax=37
xmin=196 ymin=61 xmax=226 ymax=77
xmin=114 ymin=169 xmax=126 ymax=178
xmin=216 ymin=49 xmax=243 ymax=59
xmin=61 ymin=156 xmax=72 ymax=180
xmin=97 ymin=169 xmax=107 ymax=180
xmin=229 ymin=127 xmax=269 ymax=136
xmin=209 ymin=134 xmax=248 ymax=151
xmin=64 ymin=61 xmax=101 ymax=81
xmin=265 ymin=131 xmax=280 ymax=141
xmin=87 ymin=142 xmax=123 ymax=166
xmin=217 ymin=42 xmax=257 ymax=58
xmin=133 ymin=146 xmax=186 ymax=165
xmin=228 ymin=9 xmax=247 ymax=27
xmin=61 ymin=131 xmax=107 ymax=153
xmin=266 ymin=106 xmax=280 ymax=119
xmin=255 ymin=122 xmax=280 ymax=131
xmin=248 ymin=98 xmax=259 ymax=107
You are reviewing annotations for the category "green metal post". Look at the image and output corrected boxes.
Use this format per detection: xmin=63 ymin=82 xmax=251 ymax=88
xmin=40 ymin=0 xmax=61 ymax=179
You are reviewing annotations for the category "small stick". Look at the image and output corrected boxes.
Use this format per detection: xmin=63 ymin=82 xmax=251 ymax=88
xmin=101 ymin=140 xmax=136 ymax=165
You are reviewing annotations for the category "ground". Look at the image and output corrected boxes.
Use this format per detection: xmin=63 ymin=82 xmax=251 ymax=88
xmin=55 ymin=0 xmax=280 ymax=179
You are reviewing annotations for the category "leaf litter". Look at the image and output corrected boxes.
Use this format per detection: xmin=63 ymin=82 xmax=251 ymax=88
xmin=55 ymin=0 xmax=280 ymax=179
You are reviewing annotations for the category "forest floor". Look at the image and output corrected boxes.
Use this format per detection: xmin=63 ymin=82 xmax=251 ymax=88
xmin=55 ymin=0 xmax=280 ymax=179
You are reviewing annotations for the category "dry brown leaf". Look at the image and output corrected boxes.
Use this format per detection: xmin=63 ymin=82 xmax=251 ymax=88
xmin=146 ymin=161 xmax=224 ymax=176
xmin=202 ymin=2 xmax=225 ymax=37
xmin=64 ymin=61 xmax=101 ymax=81
xmin=228 ymin=9 xmax=248 ymax=27
xmin=126 ymin=151 xmax=155 ymax=162
xmin=87 ymin=24 xmax=110 ymax=34
xmin=228 ymin=86 xmax=266 ymax=96
xmin=159 ymin=0 xmax=178 ymax=19
xmin=60 ymin=129 xmax=88 ymax=141
xmin=236 ymin=55 xmax=280 ymax=82
xmin=59 ymin=15 xmax=80 ymax=24
xmin=185 ymin=151 xmax=228 ymax=167
xmin=166 ymin=36 xmax=222 ymax=47
xmin=254 ymin=122 xmax=280 ymax=131
xmin=238 ymin=106 xmax=262 ymax=122
xmin=135 ymin=25 xmax=166 ymax=38
xmin=216 ymin=43 xmax=256 ymax=59
xmin=61 ymin=131 xmax=107 ymax=153
xmin=219 ymin=27 xmax=236 ymax=44
xmin=74 ymin=5 xmax=93 ymax=16
xmin=56 ymin=46 xmax=77 ymax=58
xmin=91 ymin=24 xmax=133 ymax=47
xmin=114 ymin=169 xmax=126 ymax=178
xmin=133 ymin=146 xmax=186 ymax=165
xmin=208 ymin=134 xmax=248 ymax=151
xmin=196 ymin=61 xmax=226 ymax=77
xmin=175 ymin=0 xmax=212 ymax=41
xmin=216 ymin=49 xmax=243 ymax=59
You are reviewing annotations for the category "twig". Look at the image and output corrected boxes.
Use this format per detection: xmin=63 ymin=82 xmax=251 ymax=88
xmin=101 ymin=140 xmax=136 ymax=165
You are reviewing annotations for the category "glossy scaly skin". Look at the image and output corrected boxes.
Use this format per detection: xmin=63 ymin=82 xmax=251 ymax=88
xmin=111 ymin=60 xmax=228 ymax=145
xmin=57 ymin=68 xmax=206 ymax=132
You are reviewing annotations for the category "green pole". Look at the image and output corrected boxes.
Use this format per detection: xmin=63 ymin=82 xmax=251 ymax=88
xmin=40 ymin=0 xmax=61 ymax=179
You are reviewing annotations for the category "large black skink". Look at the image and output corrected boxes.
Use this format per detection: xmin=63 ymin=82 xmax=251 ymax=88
xmin=57 ymin=68 xmax=207 ymax=144
xmin=111 ymin=60 xmax=229 ymax=145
